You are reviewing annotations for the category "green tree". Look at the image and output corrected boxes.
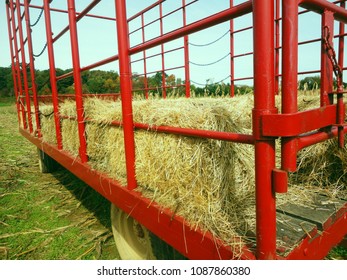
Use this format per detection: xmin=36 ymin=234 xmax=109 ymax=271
xmin=298 ymin=76 xmax=321 ymax=90
xmin=0 ymin=67 xmax=13 ymax=97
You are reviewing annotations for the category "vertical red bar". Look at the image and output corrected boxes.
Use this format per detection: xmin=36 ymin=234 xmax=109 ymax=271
xmin=9 ymin=1 xmax=27 ymax=130
xmin=115 ymin=0 xmax=137 ymax=190
xmin=275 ymin=0 xmax=280 ymax=95
xmin=281 ymin=0 xmax=299 ymax=172
xmin=159 ymin=2 xmax=166 ymax=98
xmin=67 ymin=0 xmax=88 ymax=163
xmin=182 ymin=0 xmax=191 ymax=98
xmin=141 ymin=14 xmax=149 ymax=99
xmin=6 ymin=2 xmax=21 ymax=126
xmin=321 ymin=11 xmax=334 ymax=107
xmin=15 ymin=0 xmax=33 ymax=134
xmin=338 ymin=1 xmax=345 ymax=78
xmin=43 ymin=0 xmax=63 ymax=149
xmin=337 ymin=0 xmax=345 ymax=148
xmin=252 ymin=0 xmax=277 ymax=259
xmin=24 ymin=0 xmax=41 ymax=137
xmin=230 ymin=0 xmax=235 ymax=97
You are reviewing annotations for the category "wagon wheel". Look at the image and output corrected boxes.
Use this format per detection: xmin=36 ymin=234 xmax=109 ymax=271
xmin=110 ymin=204 xmax=186 ymax=260
xmin=37 ymin=148 xmax=59 ymax=173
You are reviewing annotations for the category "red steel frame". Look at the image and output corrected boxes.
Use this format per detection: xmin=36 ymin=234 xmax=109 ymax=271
xmin=5 ymin=0 xmax=347 ymax=260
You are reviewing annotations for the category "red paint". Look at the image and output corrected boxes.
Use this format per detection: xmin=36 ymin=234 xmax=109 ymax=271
xmin=230 ymin=0 xmax=235 ymax=97
xmin=272 ymin=169 xmax=288 ymax=194
xmin=5 ymin=3 xmax=21 ymax=126
xmin=19 ymin=127 xmax=256 ymax=260
xmin=253 ymin=0 xmax=277 ymax=259
xmin=23 ymin=0 xmax=41 ymax=137
xmin=114 ymin=0 xmax=137 ymax=190
xmin=67 ymin=0 xmax=88 ymax=163
xmin=8 ymin=1 xmax=27 ymax=130
xmin=6 ymin=0 xmax=347 ymax=260
xmin=281 ymin=0 xmax=299 ymax=172
xmin=43 ymin=0 xmax=63 ymax=149
xmin=15 ymin=0 xmax=33 ymax=134
xmin=337 ymin=0 xmax=345 ymax=148
xmin=182 ymin=0 xmax=191 ymax=98
xmin=262 ymin=105 xmax=338 ymax=137
xmin=286 ymin=205 xmax=347 ymax=259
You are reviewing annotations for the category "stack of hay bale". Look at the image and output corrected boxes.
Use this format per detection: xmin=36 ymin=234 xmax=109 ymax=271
xmin=39 ymin=93 xmax=346 ymax=255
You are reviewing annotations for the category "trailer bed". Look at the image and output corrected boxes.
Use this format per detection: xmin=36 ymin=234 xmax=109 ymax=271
xmin=275 ymin=196 xmax=347 ymax=258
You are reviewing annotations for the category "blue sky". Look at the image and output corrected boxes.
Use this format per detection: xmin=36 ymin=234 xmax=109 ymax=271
xmin=0 ymin=0 xmax=345 ymax=87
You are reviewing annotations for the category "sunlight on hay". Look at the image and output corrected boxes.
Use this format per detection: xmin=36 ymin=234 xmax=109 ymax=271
xmin=39 ymin=92 xmax=346 ymax=255
xmin=60 ymin=101 xmax=79 ymax=156
xmin=84 ymin=96 xmax=257 ymax=251
xmin=39 ymin=104 xmax=57 ymax=145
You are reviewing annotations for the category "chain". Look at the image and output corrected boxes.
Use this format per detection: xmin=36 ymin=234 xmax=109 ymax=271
xmin=189 ymin=29 xmax=230 ymax=47
xmin=33 ymin=43 xmax=47 ymax=57
xmin=30 ymin=8 xmax=44 ymax=27
xmin=323 ymin=25 xmax=343 ymax=91
xmin=190 ymin=75 xmax=231 ymax=87
xmin=189 ymin=52 xmax=230 ymax=67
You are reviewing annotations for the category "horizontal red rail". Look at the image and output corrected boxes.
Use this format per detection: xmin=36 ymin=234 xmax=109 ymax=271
xmin=133 ymin=65 xmax=184 ymax=77
xmin=299 ymin=0 xmax=347 ymax=23
xmin=127 ymin=0 xmax=165 ymax=22
xmin=131 ymin=46 xmax=184 ymax=64
xmin=21 ymin=3 xmax=116 ymax=21
xmin=262 ymin=104 xmax=339 ymax=137
xmin=53 ymin=0 xmax=102 ymax=43
xmin=129 ymin=0 xmax=198 ymax=35
xmin=132 ymin=83 xmax=186 ymax=93
xmin=56 ymin=54 xmax=120 ymax=81
xmin=34 ymin=93 xmax=120 ymax=103
xmin=59 ymin=114 xmax=254 ymax=144
xmin=130 ymin=1 xmax=253 ymax=55
xmin=133 ymin=122 xmax=255 ymax=144
xmin=298 ymin=125 xmax=347 ymax=149
xmin=233 ymin=51 xmax=253 ymax=59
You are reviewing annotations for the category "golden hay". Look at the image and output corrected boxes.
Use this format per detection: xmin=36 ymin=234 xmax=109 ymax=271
xmin=39 ymin=104 xmax=57 ymax=145
xmin=39 ymin=93 xmax=346 ymax=255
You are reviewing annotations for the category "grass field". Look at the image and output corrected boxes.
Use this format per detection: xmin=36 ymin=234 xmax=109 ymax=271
xmin=0 ymin=98 xmax=346 ymax=260
xmin=0 ymin=99 xmax=119 ymax=260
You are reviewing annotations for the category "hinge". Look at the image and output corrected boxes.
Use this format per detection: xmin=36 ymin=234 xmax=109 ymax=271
xmin=272 ymin=168 xmax=288 ymax=194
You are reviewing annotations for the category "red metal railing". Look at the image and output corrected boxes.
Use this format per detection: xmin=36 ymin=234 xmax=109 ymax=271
xmin=5 ymin=0 xmax=347 ymax=260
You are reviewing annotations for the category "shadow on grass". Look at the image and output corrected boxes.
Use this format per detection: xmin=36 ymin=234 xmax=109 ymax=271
xmin=50 ymin=164 xmax=112 ymax=230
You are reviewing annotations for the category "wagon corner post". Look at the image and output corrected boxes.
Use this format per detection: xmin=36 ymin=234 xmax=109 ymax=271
xmin=252 ymin=0 xmax=277 ymax=260
xmin=114 ymin=0 xmax=137 ymax=190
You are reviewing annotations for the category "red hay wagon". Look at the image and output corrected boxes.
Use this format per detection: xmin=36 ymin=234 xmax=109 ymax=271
xmin=4 ymin=0 xmax=347 ymax=259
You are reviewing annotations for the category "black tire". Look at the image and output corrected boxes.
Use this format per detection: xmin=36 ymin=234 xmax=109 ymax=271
xmin=149 ymin=232 xmax=187 ymax=260
xmin=110 ymin=204 xmax=186 ymax=260
xmin=37 ymin=148 xmax=60 ymax=173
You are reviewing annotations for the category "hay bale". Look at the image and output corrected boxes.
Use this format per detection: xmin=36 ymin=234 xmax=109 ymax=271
xmin=59 ymin=101 xmax=80 ymax=157
xmin=39 ymin=96 xmax=256 ymax=252
xmin=38 ymin=93 xmax=346 ymax=255
xmin=288 ymin=139 xmax=347 ymax=201
xmin=39 ymin=104 xmax=57 ymax=145
xmin=85 ymin=97 xmax=256 ymax=249
xmin=277 ymin=93 xmax=347 ymax=204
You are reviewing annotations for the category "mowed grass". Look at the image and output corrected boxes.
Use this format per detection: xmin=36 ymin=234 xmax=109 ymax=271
xmin=0 ymin=101 xmax=119 ymax=260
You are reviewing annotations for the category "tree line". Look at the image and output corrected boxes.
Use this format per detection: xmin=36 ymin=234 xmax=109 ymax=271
xmin=0 ymin=67 xmax=179 ymax=97
xmin=0 ymin=67 xmax=121 ymax=97
xmin=0 ymin=66 xmax=257 ymax=98
xmin=1 ymin=66 xmax=341 ymax=98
